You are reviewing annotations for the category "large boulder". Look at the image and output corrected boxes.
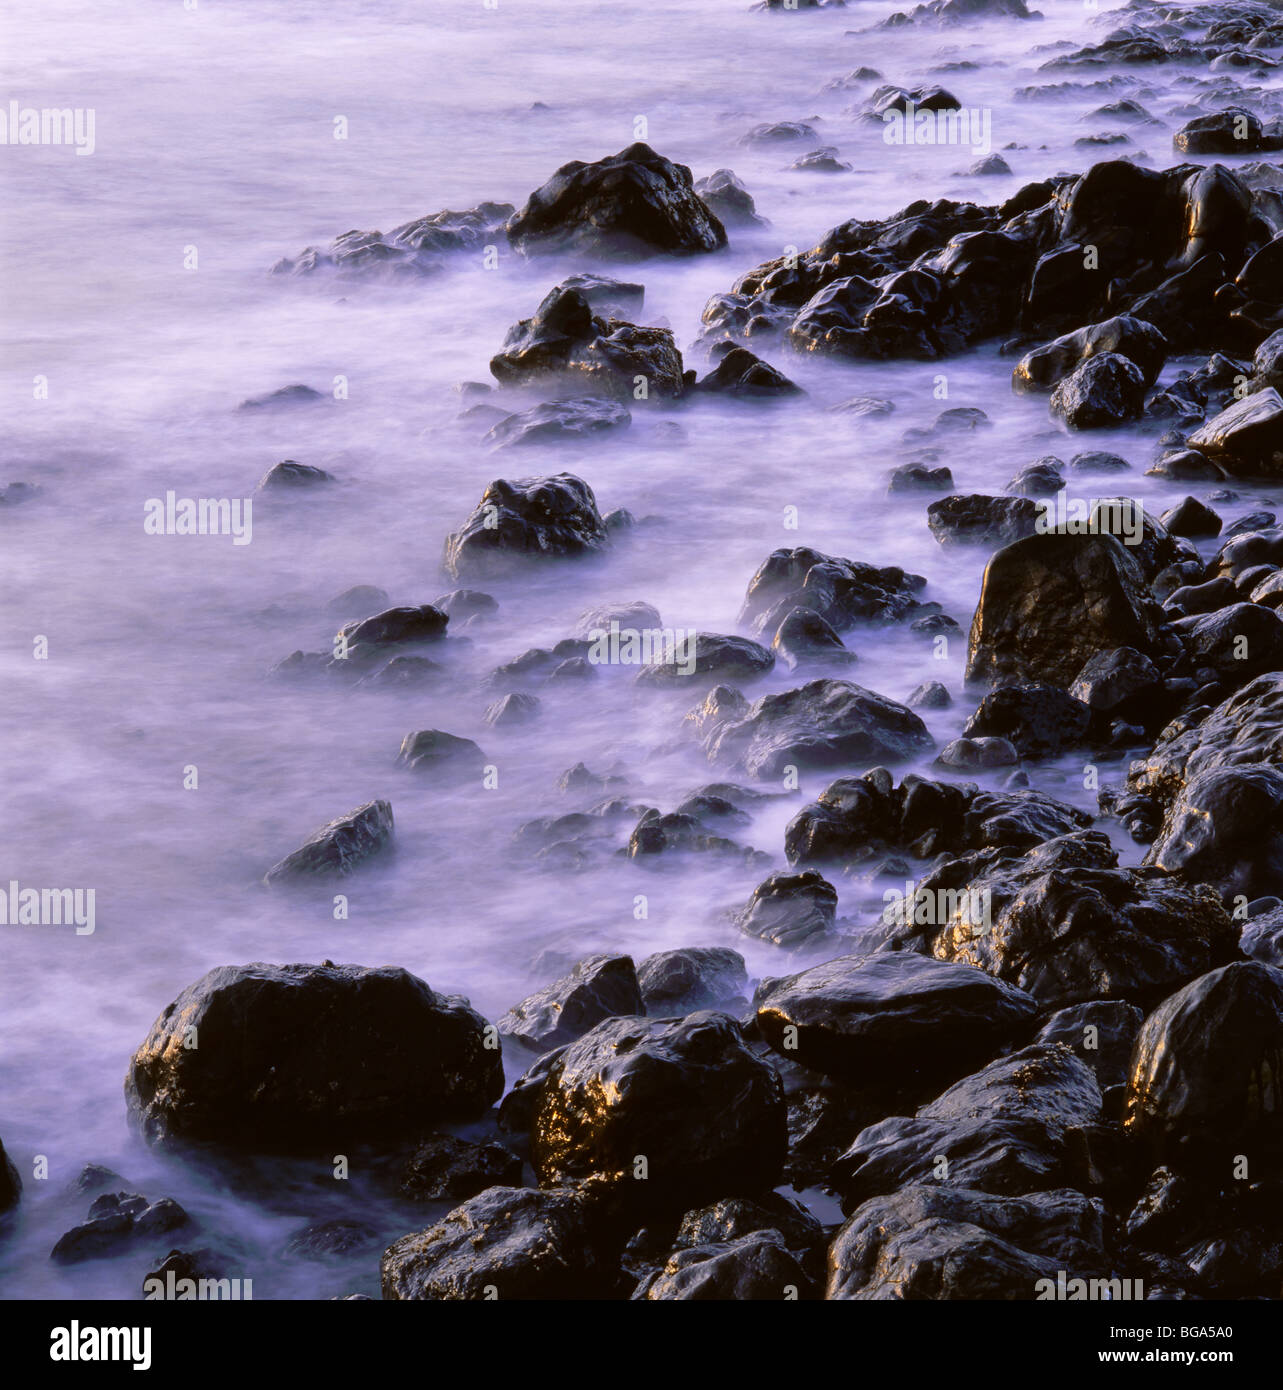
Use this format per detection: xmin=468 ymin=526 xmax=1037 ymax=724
xmin=634 ymin=633 xmax=774 ymax=688
xmin=1013 ymin=315 xmax=1167 ymax=393
xmin=499 ymin=1012 xmax=785 ymax=1212
xmin=125 ymin=962 xmax=503 ymax=1148
xmin=966 ymin=532 xmax=1170 ymax=688
xmin=636 ymin=948 xmax=748 ymax=1013
xmin=784 ymin=771 xmax=1091 ymax=868
xmin=827 ymin=1185 xmax=1107 ymax=1300
xmin=1187 ymin=388 xmax=1283 ymax=476
xmin=1124 ymin=962 xmax=1283 ymax=1166
xmin=489 ymin=285 xmax=685 ymax=398
xmin=884 ymin=830 xmax=1232 ymax=1009
xmin=695 ymin=679 xmax=933 ymax=778
xmin=506 ymin=143 xmax=727 ymax=259
xmin=755 ymin=952 xmax=1037 ymax=1087
xmin=1035 ymin=1001 xmax=1143 ymax=1095
xmin=1144 ymin=765 xmax=1283 ymax=900
xmin=382 ymin=1187 xmax=620 ymax=1299
xmin=735 ymin=870 xmax=839 ymax=949
xmin=499 ymin=954 xmax=643 ymax=1050
xmin=926 ymin=494 xmax=1039 ymax=548
xmin=834 ymin=1044 xmax=1103 ymax=1207
xmin=263 ymin=800 xmax=394 ymax=884
xmin=738 ymin=547 xmax=925 ymax=638
xmin=442 ymin=473 xmax=609 ymax=580
xmin=1048 ymin=352 xmax=1147 ymax=429
xmin=633 ymin=1230 xmax=811 ymax=1300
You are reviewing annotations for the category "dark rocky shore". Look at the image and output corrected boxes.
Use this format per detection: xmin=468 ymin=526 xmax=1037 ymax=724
xmin=8 ymin=0 xmax=1283 ymax=1303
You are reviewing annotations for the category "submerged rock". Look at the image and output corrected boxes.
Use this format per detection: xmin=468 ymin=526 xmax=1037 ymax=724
xmin=125 ymin=962 xmax=503 ymax=1148
xmin=263 ymin=800 xmax=394 ymax=884
xmin=484 ymin=397 xmax=632 ymax=448
xmin=735 ymin=869 xmax=839 ymax=949
xmin=636 ymin=948 xmax=749 ymax=1014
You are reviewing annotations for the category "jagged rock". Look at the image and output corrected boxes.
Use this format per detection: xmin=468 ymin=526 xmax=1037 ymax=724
xmin=264 ymin=800 xmax=394 ymax=883
xmin=1049 ymin=352 xmax=1147 ymax=429
xmin=962 ymin=683 xmax=1091 ymax=757
xmin=739 ymin=546 xmax=925 ymax=638
xmin=693 ymin=169 xmax=763 ymax=228
xmin=257 ymin=459 xmax=335 ymax=491
xmin=442 ymin=473 xmax=609 ymax=580
xmin=1160 ymin=497 xmax=1222 ymax=539
xmin=736 ymin=870 xmax=838 ymax=949
xmin=633 ymin=1230 xmax=811 ymax=1300
xmin=1036 ymin=1001 xmax=1144 ymax=1093
xmin=636 ymin=948 xmax=749 ymax=1014
xmin=397 ymin=730 xmax=487 ymax=780
xmin=506 ymin=143 xmax=727 ymax=258
xmin=693 ymin=346 xmax=801 ymax=397
xmin=125 ymin=962 xmax=502 ymax=1148
xmin=399 ymin=1134 xmax=523 ymax=1202
xmin=500 ymin=954 xmax=643 ymax=1050
xmin=634 ymin=633 xmax=774 ymax=687
xmin=484 ymin=692 xmax=540 ymax=726
xmin=770 ymin=607 xmax=857 ymax=671
xmin=1069 ymin=647 xmax=1162 ymax=722
xmin=908 ymin=680 xmax=952 ymax=708
xmin=926 ymin=494 xmax=1040 ymax=548
xmin=1013 ymin=316 xmax=1167 ymax=393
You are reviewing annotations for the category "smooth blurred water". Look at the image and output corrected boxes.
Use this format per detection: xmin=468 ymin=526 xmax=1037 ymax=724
xmin=0 ymin=0 xmax=1277 ymax=1298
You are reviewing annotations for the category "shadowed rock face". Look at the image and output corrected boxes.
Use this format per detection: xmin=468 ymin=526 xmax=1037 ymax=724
xmin=966 ymin=532 xmax=1170 ymax=689
xmin=834 ymin=1044 xmax=1104 ymax=1209
xmin=755 ymin=952 xmax=1038 ymax=1086
xmin=124 ymin=962 xmax=503 ymax=1149
xmin=1124 ymin=961 xmax=1283 ymax=1167
xmin=500 ymin=1011 xmax=786 ymax=1213
xmin=827 ymin=1184 xmax=1106 ymax=1300
xmin=263 ymin=799 xmax=394 ymax=884
xmin=382 ymin=1187 xmax=621 ymax=1300
xmin=0 ymin=1137 xmax=19 ymax=1214
xmin=883 ymin=830 xmax=1232 ymax=1010
xmin=442 ymin=473 xmax=609 ymax=580
xmin=506 ymin=143 xmax=727 ymax=259
xmin=499 ymin=953 xmax=643 ymax=1051
xmin=633 ymin=1229 xmax=813 ymax=1300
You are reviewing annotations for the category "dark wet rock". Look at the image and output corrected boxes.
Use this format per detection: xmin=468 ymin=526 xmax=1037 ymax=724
xmin=968 ymin=154 xmax=1012 ymax=177
xmin=904 ymin=406 xmax=992 ymax=441
xmin=442 ymin=473 xmax=609 ymax=581
xmin=883 ymin=830 xmax=1231 ymax=1009
xmin=0 ymin=481 xmax=40 ymax=507
xmin=927 ymin=494 xmax=1040 ymax=548
xmin=770 ymin=607 xmax=857 ymax=671
xmin=962 ymin=683 xmax=1091 ymax=758
xmin=284 ymin=1219 xmax=382 ymax=1260
xmin=889 ymin=462 xmax=954 ymax=493
xmin=624 ymin=810 xmax=767 ymax=866
xmin=1125 ymin=962 xmax=1283 ymax=1167
xmin=399 ymin=1133 xmax=523 ymax=1202
xmin=740 ymin=546 xmax=926 ymax=638
xmin=633 ymin=1229 xmax=812 ymax=1300
xmin=1049 ymin=352 xmax=1147 ymax=429
xmin=1187 ymin=388 xmax=1283 ymax=476
xmin=1166 ymin=575 xmax=1237 ymax=618
xmin=791 ymin=147 xmax=852 ymax=174
xmin=936 ymin=735 xmax=1020 ymax=769
xmin=67 ymin=1163 xmax=122 ymax=1197
xmin=272 ymin=203 xmax=512 ymax=278
xmin=835 ymin=1044 xmax=1102 ymax=1206
xmin=263 ymin=800 xmax=394 ymax=884
xmin=756 ymin=953 xmax=1037 ymax=1087
xmin=485 ymin=397 xmax=632 ymax=448
xmin=1173 ymin=109 xmax=1267 ymax=156
xmin=1013 ymin=316 xmax=1167 ymax=393
xmin=484 ymin=691 xmax=540 ymax=727
xmin=0 ymin=1138 xmax=18 ymax=1215
xmin=506 ymin=143 xmax=726 ymax=259
xmin=500 ymin=954 xmax=643 ymax=1051
xmin=965 ymin=532 xmax=1171 ymax=689
xmin=335 ymin=604 xmax=448 ymax=663
xmin=499 ymin=1012 xmax=786 ymax=1213
xmin=674 ymin=1192 xmax=822 ymax=1252
xmin=736 ymin=870 xmax=838 ymax=949
xmin=1006 ymin=458 xmax=1064 ymax=497
xmin=697 ymin=678 xmax=932 ymax=778
xmin=257 ymin=459 xmax=335 ymax=491
xmin=1180 ymin=600 xmax=1283 ymax=681
xmin=397 ymin=730 xmax=487 ymax=782
xmin=1147 ymin=448 xmax=1222 ymax=482
xmin=52 ymin=1194 xmax=191 ymax=1264
xmin=237 ymin=384 xmax=325 ymax=411
xmin=1160 ymin=496 xmax=1222 ymax=538
xmin=1035 ymin=1001 xmax=1143 ymax=1093
xmin=693 ymin=169 xmax=763 ymax=229
xmin=907 ymin=679 xmax=952 ymax=708
xmin=433 ymin=589 xmax=499 ymax=621
xmin=637 ymin=948 xmax=748 ymax=1015
xmin=1070 ymin=450 xmax=1131 ymax=473
xmin=828 ymin=1185 xmax=1107 ymax=1300
xmin=489 ymin=285 xmax=684 ymax=399
xmin=784 ymin=770 xmax=1090 ymax=869
xmin=1144 ymin=765 xmax=1283 ymax=901
xmin=558 ymin=762 xmax=629 ymax=798
xmin=382 ymin=1187 xmax=621 ymax=1300
xmin=693 ymin=345 xmax=801 ymax=397
xmin=1068 ymin=646 xmax=1162 ymax=723
xmin=125 ymin=961 xmax=502 ymax=1149
xmin=1242 ymin=906 xmax=1283 ymax=969
xmin=635 ymin=632 xmax=774 ymax=688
